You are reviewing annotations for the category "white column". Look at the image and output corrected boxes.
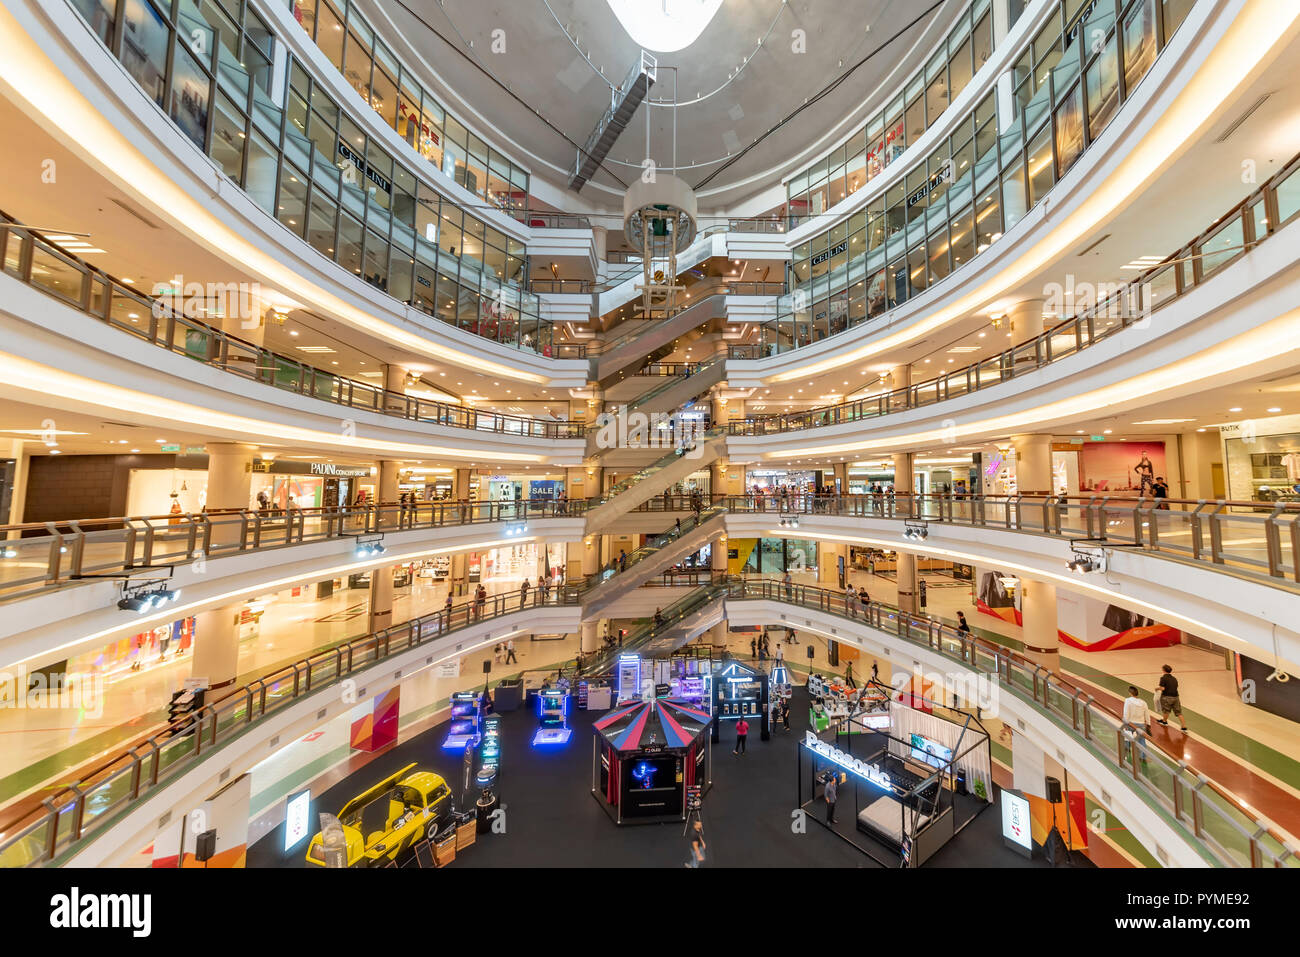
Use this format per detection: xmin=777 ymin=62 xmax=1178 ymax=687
xmin=1007 ymin=298 xmax=1044 ymax=344
xmin=1020 ymin=578 xmax=1061 ymax=673
xmin=205 ymin=442 xmax=255 ymax=547
xmin=191 ymin=602 xmax=242 ymax=689
xmin=581 ymin=620 xmax=599 ymax=654
xmin=369 ymin=563 xmax=394 ymax=633
xmin=1011 ymin=433 xmax=1054 ymax=497
xmin=893 ymin=450 xmax=918 ymax=614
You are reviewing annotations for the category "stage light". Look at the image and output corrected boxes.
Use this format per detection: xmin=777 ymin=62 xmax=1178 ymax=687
xmin=903 ymin=521 xmax=928 ymax=542
xmin=1067 ymin=549 xmax=1106 ymax=574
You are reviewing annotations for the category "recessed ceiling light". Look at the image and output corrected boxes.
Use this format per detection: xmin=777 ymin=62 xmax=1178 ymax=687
xmin=1267 ymin=407 xmax=1282 ymax=413
xmin=1229 ymin=407 xmax=1243 ymax=412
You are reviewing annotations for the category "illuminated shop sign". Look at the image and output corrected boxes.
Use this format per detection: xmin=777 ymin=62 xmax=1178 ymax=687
xmin=810 ymin=240 xmax=849 ymax=267
xmin=309 ymin=462 xmax=371 ymax=478
xmin=803 ymin=731 xmax=891 ymax=789
xmin=906 ymin=167 xmax=949 ymax=208
xmin=337 ymin=140 xmax=393 ymax=194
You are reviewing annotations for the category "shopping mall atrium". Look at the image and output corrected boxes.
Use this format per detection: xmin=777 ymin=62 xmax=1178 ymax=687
xmin=1 ymin=0 xmax=1299 ymax=883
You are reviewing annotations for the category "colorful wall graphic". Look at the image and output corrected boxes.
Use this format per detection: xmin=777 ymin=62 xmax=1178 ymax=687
xmin=1057 ymin=592 xmax=1180 ymax=652
xmin=350 ymin=687 xmax=400 ymax=752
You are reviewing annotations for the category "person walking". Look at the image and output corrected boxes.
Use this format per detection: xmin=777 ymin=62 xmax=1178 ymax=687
xmin=782 ymin=570 xmax=793 ymax=601
xmin=1122 ymin=685 xmax=1150 ymax=766
xmin=781 ymin=699 xmax=791 ymax=731
xmin=845 ymin=583 xmax=858 ymax=617
xmin=956 ymin=611 xmax=972 ymax=634
xmin=750 ymin=636 xmax=757 ymax=659
xmin=538 ymin=575 xmax=550 ymax=601
xmin=443 ymin=592 xmax=453 ymax=619
xmin=618 ymin=549 xmax=628 ymax=573
xmin=786 ymin=626 xmax=798 ymax=645
xmin=1156 ymin=664 xmax=1188 ymax=731
xmin=504 ymin=637 xmax=518 ymax=665
xmin=519 ymin=579 xmax=530 ymax=605
xmin=824 ymin=772 xmax=838 ymax=824
xmin=844 ymin=660 xmax=857 ymax=690
xmin=733 ymin=717 xmax=749 ymax=755
xmin=684 ymin=819 xmax=707 ymax=868
xmin=774 ymin=642 xmax=784 ymax=666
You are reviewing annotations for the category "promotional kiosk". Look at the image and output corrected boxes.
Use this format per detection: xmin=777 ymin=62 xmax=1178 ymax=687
xmin=592 ymin=698 xmax=713 ymax=825
xmin=442 ymin=691 xmax=484 ymax=750
xmin=797 ymin=697 xmax=992 ymax=867
xmin=710 ymin=660 xmax=769 ymax=742
xmin=532 ymin=687 xmax=572 ymax=746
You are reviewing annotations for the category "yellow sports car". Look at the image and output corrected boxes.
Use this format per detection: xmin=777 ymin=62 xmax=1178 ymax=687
xmin=306 ymin=762 xmax=454 ymax=867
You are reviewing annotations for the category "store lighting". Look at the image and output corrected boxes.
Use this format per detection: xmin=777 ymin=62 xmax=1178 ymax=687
xmin=903 ymin=521 xmax=929 ymax=542
xmin=778 ymin=514 xmax=800 ymax=530
xmin=505 ymin=523 xmax=529 ymax=537
xmin=117 ymin=585 xmax=181 ymax=614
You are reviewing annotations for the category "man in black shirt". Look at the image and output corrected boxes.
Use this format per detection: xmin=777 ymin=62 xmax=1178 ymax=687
xmin=1152 ymin=476 xmax=1170 ymax=509
xmin=1156 ymin=664 xmax=1188 ymax=731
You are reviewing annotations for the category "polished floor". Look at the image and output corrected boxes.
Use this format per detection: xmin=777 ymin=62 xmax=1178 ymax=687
xmin=248 ymin=685 xmax=1061 ymax=870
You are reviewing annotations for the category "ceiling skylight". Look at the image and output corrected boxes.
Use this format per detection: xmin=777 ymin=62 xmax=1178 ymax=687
xmin=605 ymin=0 xmax=726 ymax=53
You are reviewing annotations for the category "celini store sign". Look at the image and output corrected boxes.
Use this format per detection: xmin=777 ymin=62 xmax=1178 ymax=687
xmin=803 ymin=731 xmax=891 ymax=789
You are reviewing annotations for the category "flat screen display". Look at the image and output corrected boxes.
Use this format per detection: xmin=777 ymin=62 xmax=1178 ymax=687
xmin=1001 ymin=788 xmax=1033 ymax=857
xmin=909 ymin=732 xmax=953 ymax=769
xmin=283 ymin=789 xmax=311 ymax=853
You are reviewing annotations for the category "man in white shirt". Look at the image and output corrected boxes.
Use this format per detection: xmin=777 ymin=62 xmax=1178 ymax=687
xmin=1121 ymin=685 xmax=1149 ymax=765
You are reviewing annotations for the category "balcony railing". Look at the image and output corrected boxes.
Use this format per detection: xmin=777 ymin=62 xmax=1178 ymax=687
xmin=730 ymin=150 xmax=1300 ymax=366
xmin=721 ymin=492 xmax=1300 ymax=587
xmin=0 ymin=499 xmax=584 ymax=602
xmin=0 ymin=587 xmax=579 ymax=867
xmin=727 ymin=578 xmax=1298 ymax=869
xmin=1 ymin=211 xmax=585 ymax=439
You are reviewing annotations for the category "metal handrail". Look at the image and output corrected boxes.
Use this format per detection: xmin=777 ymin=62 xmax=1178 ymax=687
xmin=0 ymin=499 xmax=585 ymax=602
xmin=726 ymin=577 xmax=1298 ymax=869
xmin=730 ymin=149 xmax=1300 ymax=371
xmin=0 ymin=586 xmax=581 ymax=867
xmin=718 ymin=492 xmax=1300 ymax=585
xmin=1 ymin=212 xmax=583 ymax=436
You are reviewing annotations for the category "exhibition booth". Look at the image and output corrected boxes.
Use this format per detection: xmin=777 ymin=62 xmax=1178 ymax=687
xmin=798 ymin=696 xmax=992 ymax=867
xmin=592 ymin=698 xmax=713 ymax=825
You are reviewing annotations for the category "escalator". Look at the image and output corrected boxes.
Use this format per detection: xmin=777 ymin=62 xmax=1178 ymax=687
xmin=580 ymin=583 xmax=727 ymax=677
xmin=583 ymin=428 xmax=726 ymax=528
xmin=590 ymin=294 xmax=724 ymax=386
xmin=578 ymin=508 xmax=725 ymax=620
xmin=584 ymin=357 xmax=725 ymax=459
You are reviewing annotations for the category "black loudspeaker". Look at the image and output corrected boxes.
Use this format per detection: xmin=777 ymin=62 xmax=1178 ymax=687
xmin=806 ymin=645 xmax=815 ymax=660
xmin=827 ymin=640 xmax=839 ymax=668
xmin=194 ymin=828 xmax=216 ymax=863
xmin=1045 ymin=776 xmax=1063 ymax=803
xmin=483 ymin=660 xmax=492 ymax=674
xmin=955 ymin=768 xmax=968 ymax=795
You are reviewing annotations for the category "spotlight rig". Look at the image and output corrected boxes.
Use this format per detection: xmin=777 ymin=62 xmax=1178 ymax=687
xmin=1066 ymin=547 xmax=1107 ymax=574
xmin=117 ymin=580 xmax=182 ymax=614
xmin=354 ymin=535 xmax=387 ymax=558
xmin=504 ymin=523 xmax=529 ymax=538
xmin=777 ymin=513 xmax=799 ymax=530
xmin=903 ymin=520 xmax=929 ymax=542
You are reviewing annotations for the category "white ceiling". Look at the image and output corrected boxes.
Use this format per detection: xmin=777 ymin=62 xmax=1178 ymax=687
xmin=379 ymin=0 xmax=962 ymax=207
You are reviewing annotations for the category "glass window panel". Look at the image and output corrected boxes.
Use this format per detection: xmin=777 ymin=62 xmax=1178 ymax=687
xmin=120 ymin=0 xmax=169 ymax=106
xmin=243 ymin=42 xmax=273 ymax=99
xmin=1249 ymin=198 xmax=1268 ymax=242
xmin=337 ymin=212 xmax=364 ymax=277
xmin=1001 ymin=161 xmax=1028 ymax=232
xmin=1122 ymin=0 xmax=1157 ymax=92
xmin=169 ymin=40 xmax=210 ymax=150
xmin=1198 ymin=215 xmax=1244 ymax=278
xmin=926 ymin=71 xmax=948 ymax=128
xmin=175 ymin=0 xmax=216 ymax=70
xmin=70 ymin=0 xmax=116 ymax=45
xmin=245 ymin=130 xmax=278 ymax=213
xmin=1026 ymin=125 xmax=1054 ymax=205
xmin=949 ymin=39 xmax=973 ymax=104
xmin=209 ymin=92 xmax=247 ymax=182
xmin=277 ymin=161 xmax=308 ymax=236
xmin=370 ymin=67 xmax=398 ymax=129
xmin=973 ymin=11 xmax=993 ymax=71
xmin=344 ymin=31 xmax=372 ymax=104
xmin=927 ymin=224 xmax=952 ymax=283
xmin=907 ymin=243 xmax=927 ymax=296
xmin=975 ymin=183 xmax=1001 ymax=249
xmin=950 ymin=207 xmax=975 ymax=269
xmin=1161 ymin=0 xmax=1196 ymax=40
xmin=1086 ymin=36 xmax=1121 ymax=138
xmin=363 ymin=229 xmax=388 ymax=290
xmin=388 ymin=248 xmax=413 ymax=303
xmin=306 ymin=188 xmax=337 ymax=259
xmin=1054 ymin=82 xmax=1085 ymax=175
xmin=905 ymin=94 xmax=925 ymax=148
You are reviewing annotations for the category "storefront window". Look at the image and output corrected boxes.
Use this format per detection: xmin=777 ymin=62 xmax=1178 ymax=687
xmin=120 ymin=0 xmax=170 ymax=106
